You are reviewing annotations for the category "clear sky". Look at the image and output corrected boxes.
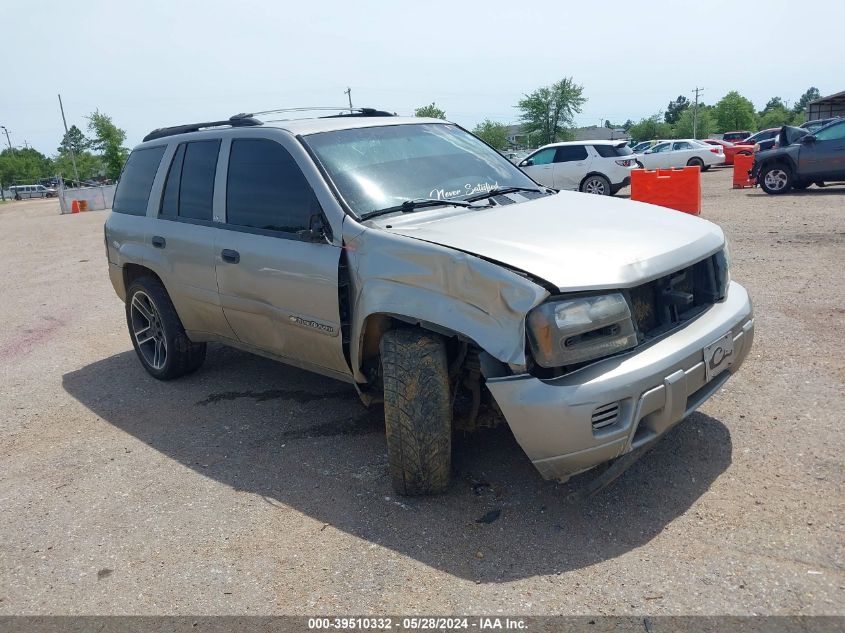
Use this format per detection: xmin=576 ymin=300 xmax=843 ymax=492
xmin=2 ymin=0 xmax=841 ymax=155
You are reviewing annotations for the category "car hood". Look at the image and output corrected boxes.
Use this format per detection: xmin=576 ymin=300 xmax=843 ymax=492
xmin=376 ymin=191 xmax=724 ymax=291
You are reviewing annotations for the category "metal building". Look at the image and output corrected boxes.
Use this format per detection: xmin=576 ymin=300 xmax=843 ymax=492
xmin=806 ymin=90 xmax=845 ymax=120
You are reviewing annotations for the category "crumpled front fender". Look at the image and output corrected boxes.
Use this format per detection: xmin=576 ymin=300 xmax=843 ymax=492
xmin=344 ymin=224 xmax=549 ymax=383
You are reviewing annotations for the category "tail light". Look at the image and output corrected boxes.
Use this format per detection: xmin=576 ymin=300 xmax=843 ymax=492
xmin=615 ymin=159 xmax=634 ymax=166
xmin=710 ymin=148 xmax=722 ymax=154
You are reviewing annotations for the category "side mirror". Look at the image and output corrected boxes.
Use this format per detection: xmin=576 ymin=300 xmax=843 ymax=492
xmin=644 ymin=149 xmax=653 ymax=154
xmin=300 ymin=212 xmax=331 ymax=243
xmin=520 ymin=159 xmax=532 ymax=167
xmin=801 ymin=135 xmax=816 ymax=144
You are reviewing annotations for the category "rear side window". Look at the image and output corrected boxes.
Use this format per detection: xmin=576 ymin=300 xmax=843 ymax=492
xmin=593 ymin=144 xmax=633 ymax=158
xmin=554 ymin=145 xmax=588 ymax=162
xmin=673 ymin=141 xmax=694 ymax=150
xmin=159 ymin=140 xmax=220 ymax=221
xmin=112 ymin=146 xmax=166 ymax=215
xmin=226 ymin=138 xmax=320 ymax=234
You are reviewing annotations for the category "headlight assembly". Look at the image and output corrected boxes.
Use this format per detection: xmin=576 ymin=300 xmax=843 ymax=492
xmin=526 ymin=293 xmax=638 ymax=368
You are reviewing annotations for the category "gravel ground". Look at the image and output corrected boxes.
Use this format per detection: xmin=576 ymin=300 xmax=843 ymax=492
xmin=0 ymin=170 xmax=843 ymax=616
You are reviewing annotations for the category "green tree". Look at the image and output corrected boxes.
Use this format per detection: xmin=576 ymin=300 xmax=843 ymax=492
xmin=53 ymin=151 xmax=103 ymax=182
xmin=793 ymin=87 xmax=821 ymax=115
xmin=472 ymin=119 xmax=509 ymax=150
xmin=664 ymin=95 xmax=690 ymax=124
xmin=713 ymin=91 xmax=757 ymax=133
xmin=517 ymin=77 xmax=586 ymax=146
xmin=628 ymin=114 xmax=672 ymax=142
xmin=414 ymin=103 xmax=446 ymax=119
xmin=0 ymin=148 xmax=54 ymax=186
xmin=87 ymin=110 xmax=129 ymax=180
xmin=761 ymin=97 xmax=785 ymax=114
xmin=57 ymin=125 xmax=91 ymax=156
xmin=757 ymin=105 xmax=794 ymax=129
xmin=673 ymin=107 xmax=714 ymax=139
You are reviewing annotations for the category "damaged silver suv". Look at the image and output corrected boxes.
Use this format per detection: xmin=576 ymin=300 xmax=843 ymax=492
xmin=105 ymin=108 xmax=754 ymax=495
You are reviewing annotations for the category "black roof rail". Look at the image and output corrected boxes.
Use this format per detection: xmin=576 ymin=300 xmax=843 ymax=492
xmin=142 ymin=115 xmax=262 ymax=142
xmin=232 ymin=106 xmax=395 ymax=120
xmin=320 ymin=107 xmax=395 ymax=118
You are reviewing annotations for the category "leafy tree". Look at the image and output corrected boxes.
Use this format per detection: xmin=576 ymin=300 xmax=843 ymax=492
xmin=57 ymin=125 xmax=91 ymax=156
xmin=53 ymin=151 xmax=103 ymax=182
xmin=0 ymin=148 xmax=53 ymax=186
xmin=628 ymin=114 xmax=672 ymax=142
xmin=757 ymin=105 xmax=795 ymax=130
xmin=414 ymin=103 xmax=446 ymax=119
xmin=87 ymin=110 xmax=129 ymax=180
xmin=665 ymin=95 xmax=690 ymax=124
xmin=761 ymin=97 xmax=785 ymax=114
xmin=472 ymin=119 xmax=509 ymax=150
xmin=622 ymin=119 xmax=634 ymax=130
xmin=673 ymin=107 xmax=714 ymax=139
xmin=793 ymin=87 xmax=821 ymax=115
xmin=713 ymin=91 xmax=757 ymax=133
xmin=517 ymin=77 xmax=586 ymax=146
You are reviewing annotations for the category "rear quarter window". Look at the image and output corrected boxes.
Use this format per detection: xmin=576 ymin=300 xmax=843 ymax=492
xmin=112 ymin=146 xmax=166 ymax=216
xmin=594 ymin=144 xmax=634 ymax=158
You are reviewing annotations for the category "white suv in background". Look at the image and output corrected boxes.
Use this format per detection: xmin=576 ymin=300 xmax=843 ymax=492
xmin=518 ymin=141 xmax=637 ymax=195
xmin=638 ymin=139 xmax=724 ymax=171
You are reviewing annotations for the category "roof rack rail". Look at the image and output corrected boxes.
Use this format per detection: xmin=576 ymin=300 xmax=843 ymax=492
xmin=142 ymin=115 xmax=262 ymax=142
xmin=232 ymin=106 xmax=395 ymax=121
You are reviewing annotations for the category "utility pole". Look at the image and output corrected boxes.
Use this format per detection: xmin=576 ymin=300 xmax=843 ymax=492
xmin=58 ymin=94 xmax=81 ymax=185
xmin=692 ymin=86 xmax=704 ymax=138
xmin=0 ymin=125 xmax=11 ymax=150
xmin=344 ymin=87 xmax=353 ymax=113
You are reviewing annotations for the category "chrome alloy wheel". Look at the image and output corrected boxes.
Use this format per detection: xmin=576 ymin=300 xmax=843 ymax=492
xmin=130 ymin=291 xmax=167 ymax=370
xmin=583 ymin=177 xmax=607 ymax=195
xmin=763 ymin=168 xmax=789 ymax=192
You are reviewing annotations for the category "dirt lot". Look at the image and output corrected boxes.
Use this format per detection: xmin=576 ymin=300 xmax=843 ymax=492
xmin=0 ymin=169 xmax=843 ymax=616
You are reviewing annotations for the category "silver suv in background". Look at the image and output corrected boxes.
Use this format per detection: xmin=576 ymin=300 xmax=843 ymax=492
xmin=105 ymin=110 xmax=754 ymax=496
xmin=518 ymin=140 xmax=637 ymax=195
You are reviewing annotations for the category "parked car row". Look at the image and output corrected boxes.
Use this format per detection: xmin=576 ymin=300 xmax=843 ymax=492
xmin=9 ymin=184 xmax=57 ymax=199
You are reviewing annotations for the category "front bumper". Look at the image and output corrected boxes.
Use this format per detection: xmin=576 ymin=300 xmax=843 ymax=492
xmin=487 ymin=281 xmax=754 ymax=482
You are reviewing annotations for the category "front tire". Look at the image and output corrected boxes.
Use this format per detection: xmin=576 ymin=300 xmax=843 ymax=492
xmin=760 ymin=164 xmax=792 ymax=194
xmin=580 ymin=174 xmax=611 ymax=195
xmin=380 ymin=329 xmax=451 ymax=496
xmin=126 ymin=277 xmax=206 ymax=380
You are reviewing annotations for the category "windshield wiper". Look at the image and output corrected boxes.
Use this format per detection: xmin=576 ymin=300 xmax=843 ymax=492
xmin=464 ymin=186 xmax=547 ymax=203
xmin=360 ymin=198 xmax=473 ymax=220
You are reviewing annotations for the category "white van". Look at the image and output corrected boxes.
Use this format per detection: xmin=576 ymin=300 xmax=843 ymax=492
xmin=10 ymin=184 xmax=57 ymax=200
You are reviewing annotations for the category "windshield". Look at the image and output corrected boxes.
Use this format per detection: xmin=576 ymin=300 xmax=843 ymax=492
xmin=303 ymin=123 xmax=538 ymax=217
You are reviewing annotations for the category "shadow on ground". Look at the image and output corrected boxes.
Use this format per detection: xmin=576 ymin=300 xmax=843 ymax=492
xmin=63 ymin=345 xmax=732 ymax=582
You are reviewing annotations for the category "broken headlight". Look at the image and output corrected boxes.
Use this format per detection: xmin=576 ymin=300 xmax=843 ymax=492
xmin=526 ymin=293 xmax=638 ymax=368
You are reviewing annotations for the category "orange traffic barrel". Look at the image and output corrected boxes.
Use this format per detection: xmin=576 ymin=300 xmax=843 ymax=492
xmin=71 ymin=200 xmax=80 ymax=213
xmin=733 ymin=153 xmax=756 ymax=188
xmin=630 ymin=166 xmax=701 ymax=215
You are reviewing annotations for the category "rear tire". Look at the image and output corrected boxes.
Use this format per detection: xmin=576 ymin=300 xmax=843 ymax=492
xmin=580 ymin=174 xmax=611 ymax=195
xmin=687 ymin=157 xmax=704 ymax=169
xmin=125 ymin=277 xmax=206 ymax=380
xmin=380 ymin=328 xmax=451 ymax=496
xmin=759 ymin=163 xmax=793 ymax=194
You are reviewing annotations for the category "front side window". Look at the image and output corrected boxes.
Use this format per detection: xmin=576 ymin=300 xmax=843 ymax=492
xmin=814 ymin=121 xmax=845 ymax=141
xmin=651 ymin=142 xmax=671 ymax=153
xmin=113 ymin=145 xmax=166 ymax=216
xmin=554 ymin=146 xmax=588 ymax=162
xmin=303 ymin=123 xmax=538 ymax=216
xmin=527 ymin=148 xmax=556 ymax=165
xmin=159 ymin=140 xmax=220 ymax=221
xmin=226 ymin=139 xmax=320 ymax=233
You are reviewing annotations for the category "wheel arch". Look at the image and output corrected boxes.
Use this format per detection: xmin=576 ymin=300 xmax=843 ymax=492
xmin=579 ymin=171 xmax=612 ymax=190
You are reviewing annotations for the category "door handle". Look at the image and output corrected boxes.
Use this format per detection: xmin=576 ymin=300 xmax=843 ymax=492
xmin=151 ymin=236 xmax=166 ymax=248
xmin=221 ymin=249 xmax=240 ymax=264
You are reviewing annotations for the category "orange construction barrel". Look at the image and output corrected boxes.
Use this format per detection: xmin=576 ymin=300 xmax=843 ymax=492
xmin=79 ymin=199 xmax=89 ymax=212
xmin=630 ymin=166 xmax=701 ymax=215
xmin=71 ymin=200 xmax=80 ymax=213
xmin=733 ymin=153 xmax=756 ymax=188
